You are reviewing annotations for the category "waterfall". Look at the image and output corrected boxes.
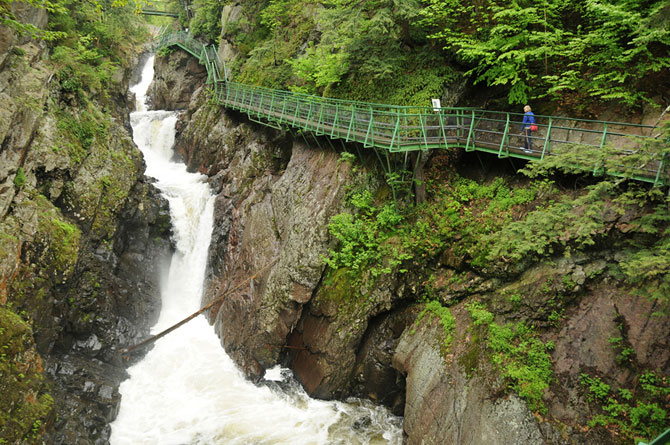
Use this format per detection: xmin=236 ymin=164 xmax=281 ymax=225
xmin=110 ymin=55 xmax=402 ymax=444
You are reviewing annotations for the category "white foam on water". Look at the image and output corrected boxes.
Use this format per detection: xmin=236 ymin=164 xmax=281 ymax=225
xmin=110 ymin=55 xmax=402 ymax=445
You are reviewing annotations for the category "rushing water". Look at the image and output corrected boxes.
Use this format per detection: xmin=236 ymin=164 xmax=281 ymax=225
xmin=109 ymin=55 xmax=402 ymax=445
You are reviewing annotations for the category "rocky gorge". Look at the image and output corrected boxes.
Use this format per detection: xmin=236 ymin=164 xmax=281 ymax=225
xmin=148 ymin=15 xmax=670 ymax=444
xmin=1 ymin=2 xmax=669 ymax=443
xmin=0 ymin=4 xmax=171 ymax=443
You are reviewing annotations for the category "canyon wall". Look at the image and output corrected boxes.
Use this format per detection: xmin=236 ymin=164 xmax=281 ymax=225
xmin=0 ymin=9 xmax=171 ymax=444
xmin=155 ymin=43 xmax=670 ymax=444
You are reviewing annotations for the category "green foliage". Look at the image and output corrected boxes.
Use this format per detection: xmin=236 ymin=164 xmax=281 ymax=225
xmin=0 ymin=0 xmax=67 ymax=41
xmin=337 ymin=151 xmax=357 ymax=165
xmin=619 ymin=234 xmax=670 ymax=303
xmin=189 ymin=0 xmax=224 ymax=42
xmin=0 ymin=307 xmax=54 ymax=443
xmin=608 ymin=336 xmax=635 ymax=365
xmin=333 ymin=49 xmax=459 ymax=106
xmin=580 ymin=371 xmax=670 ymax=442
xmin=226 ymin=0 xmax=314 ymax=88
xmin=13 ymin=167 xmax=26 ymax=188
xmin=289 ymin=0 xmax=413 ymax=92
xmin=465 ymin=301 xmax=494 ymax=326
xmin=227 ymin=0 xmax=461 ymax=104
xmin=466 ymin=303 xmax=553 ymax=413
xmin=325 ymin=171 xmax=556 ymax=280
xmin=325 ymin=190 xmax=409 ymax=278
xmin=417 ymin=300 xmax=455 ymax=351
xmin=56 ymin=109 xmax=106 ymax=152
xmin=36 ymin=199 xmax=81 ymax=274
xmin=547 ymin=309 xmax=564 ymax=327
xmin=610 ymin=172 xmax=670 ymax=303
xmin=421 ymin=0 xmax=670 ymax=107
xmin=580 ymin=373 xmax=611 ymax=402
xmin=48 ymin=0 xmax=149 ymax=100
xmin=479 ymin=181 xmax=613 ymax=266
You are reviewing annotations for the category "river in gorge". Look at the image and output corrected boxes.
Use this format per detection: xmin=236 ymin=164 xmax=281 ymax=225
xmin=109 ymin=55 xmax=402 ymax=445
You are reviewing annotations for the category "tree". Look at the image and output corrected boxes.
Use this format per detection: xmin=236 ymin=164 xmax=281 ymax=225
xmin=421 ymin=0 xmax=670 ymax=107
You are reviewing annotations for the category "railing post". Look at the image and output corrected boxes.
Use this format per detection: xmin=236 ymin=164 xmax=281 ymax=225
xmin=346 ymin=104 xmax=355 ymax=142
xmin=364 ymin=106 xmax=374 ymax=147
xmin=233 ymin=84 xmax=240 ymax=108
xmin=594 ymin=122 xmax=608 ymax=175
xmin=599 ymin=122 xmax=608 ymax=149
xmin=331 ymin=103 xmax=340 ymax=138
xmin=317 ymin=103 xmax=325 ymax=135
xmin=389 ymin=109 xmax=401 ymax=152
xmin=293 ymin=101 xmax=300 ymax=126
xmin=305 ymin=101 xmax=314 ymax=131
xmin=654 ymin=151 xmax=667 ymax=186
xmin=280 ymin=96 xmax=287 ymax=125
xmin=498 ymin=114 xmax=510 ymax=158
xmin=465 ymin=110 xmax=476 ymax=151
xmin=541 ymin=117 xmax=553 ymax=160
xmin=419 ymin=109 xmax=428 ymax=150
xmin=456 ymin=109 xmax=462 ymax=141
xmin=257 ymin=94 xmax=264 ymax=119
xmin=438 ymin=109 xmax=448 ymax=149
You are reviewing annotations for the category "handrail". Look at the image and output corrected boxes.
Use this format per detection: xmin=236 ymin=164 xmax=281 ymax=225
xmin=141 ymin=9 xmax=179 ymax=17
xmin=154 ymin=31 xmax=668 ymax=186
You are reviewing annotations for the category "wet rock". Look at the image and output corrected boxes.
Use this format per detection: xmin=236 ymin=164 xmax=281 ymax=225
xmin=350 ymin=307 xmax=415 ymax=415
xmin=393 ymin=307 xmax=548 ymax=445
xmin=148 ymin=50 xmax=207 ymax=110
xmin=287 ymin=269 xmax=406 ymax=400
xmin=0 ymin=24 xmax=172 ymax=442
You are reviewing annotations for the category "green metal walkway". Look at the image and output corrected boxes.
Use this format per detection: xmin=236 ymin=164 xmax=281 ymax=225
xmin=141 ymin=9 xmax=179 ymax=17
xmin=154 ymin=30 xmax=669 ymax=187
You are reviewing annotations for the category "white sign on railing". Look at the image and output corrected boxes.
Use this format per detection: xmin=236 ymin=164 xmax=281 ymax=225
xmin=431 ymin=98 xmax=441 ymax=112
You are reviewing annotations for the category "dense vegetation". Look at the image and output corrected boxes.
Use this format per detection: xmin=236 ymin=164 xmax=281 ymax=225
xmin=323 ymin=141 xmax=670 ymax=442
xmin=168 ymin=0 xmax=669 ymax=112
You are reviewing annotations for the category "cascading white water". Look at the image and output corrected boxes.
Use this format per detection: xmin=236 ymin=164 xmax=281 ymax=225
xmin=110 ymin=55 xmax=402 ymax=445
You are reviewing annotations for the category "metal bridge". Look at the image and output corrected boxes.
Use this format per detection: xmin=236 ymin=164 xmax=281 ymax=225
xmin=141 ymin=9 xmax=179 ymax=17
xmin=154 ymin=30 xmax=669 ymax=187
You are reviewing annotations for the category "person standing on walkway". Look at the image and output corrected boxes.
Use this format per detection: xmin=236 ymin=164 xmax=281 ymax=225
xmin=520 ymin=105 xmax=536 ymax=153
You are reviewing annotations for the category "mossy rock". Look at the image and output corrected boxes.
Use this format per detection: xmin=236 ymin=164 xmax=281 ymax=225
xmin=0 ymin=307 xmax=53 ymax=444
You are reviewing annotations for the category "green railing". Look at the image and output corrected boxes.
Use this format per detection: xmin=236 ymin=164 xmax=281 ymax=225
xmin=141 ymin=9 xmax=179 ymax=17
xmin=639 ymin=427 xmax=670 ymax=445
xmin=155 ymin=31 xmax=669 ymax=186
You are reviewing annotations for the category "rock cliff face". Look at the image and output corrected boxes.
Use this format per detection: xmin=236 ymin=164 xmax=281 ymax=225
xmin=394 ymin=310 xmax=546 ymax=445
xmin=168 ymin=84 xmax=355 ymax=379
xmin=154 ymin=45 xmax=670 ymax=445
xmin=153 ymin=50 xmax=412 ymax=409
xmin=148 ymin=49 xmax=207 ymax=110
xmin=0 ymin=9 xmax=171 ymax=444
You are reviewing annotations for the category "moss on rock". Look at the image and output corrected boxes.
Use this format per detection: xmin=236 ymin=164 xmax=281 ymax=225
xmin=0 ymin=307 xmax=53 ymax=444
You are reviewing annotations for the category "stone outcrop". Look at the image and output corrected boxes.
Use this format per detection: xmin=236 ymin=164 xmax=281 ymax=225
xmin=169 ymin=86 xmax=356 ymax=379
xmin=160 ymin=65 xmax=418 ymax=413
xmin=148 ymin=49 xmax=207 ymax=110
xmin=0 ymin=15 xmax=172 ymax=444
xmin=154 ymin=35 xmax=670 ymax=445
xmin=393 ymin=308 xmax=546 ymax=445
xmin=286 ymin=270 xmax=409 ymax=402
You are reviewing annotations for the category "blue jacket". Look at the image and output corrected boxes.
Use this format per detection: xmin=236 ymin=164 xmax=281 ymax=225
xmin=522 ymin=111 xmax=536 ymax=131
